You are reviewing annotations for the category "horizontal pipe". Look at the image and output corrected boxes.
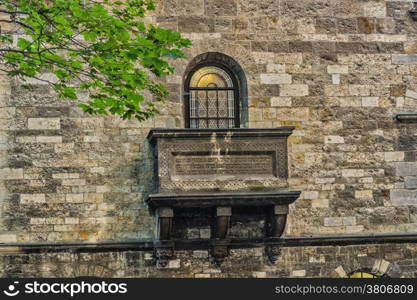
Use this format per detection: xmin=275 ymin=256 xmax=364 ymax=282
xmin=0 ymin=232 xmax=416 ymax=254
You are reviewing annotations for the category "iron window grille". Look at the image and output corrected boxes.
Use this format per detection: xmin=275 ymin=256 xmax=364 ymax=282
xmin=185 ymin=64 xmax=240 ymax=128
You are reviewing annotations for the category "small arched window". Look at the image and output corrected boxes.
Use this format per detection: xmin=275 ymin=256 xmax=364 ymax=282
xmin=184 ymin=53 xmax=247 ymax=129
xmin=186 ymin=65 xmax=239 ymax=128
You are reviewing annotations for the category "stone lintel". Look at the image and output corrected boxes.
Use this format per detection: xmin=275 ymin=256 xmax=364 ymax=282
xmin=146 ymin=191 xmax=301 ymax=209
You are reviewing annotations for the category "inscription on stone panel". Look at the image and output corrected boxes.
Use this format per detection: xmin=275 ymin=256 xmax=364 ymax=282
xmin=172 ymin=153 xmax=275 ymax=178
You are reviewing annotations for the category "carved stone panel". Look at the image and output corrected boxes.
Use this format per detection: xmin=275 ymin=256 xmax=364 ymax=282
xmin=147 ymin=128 xmax=294 ymax=193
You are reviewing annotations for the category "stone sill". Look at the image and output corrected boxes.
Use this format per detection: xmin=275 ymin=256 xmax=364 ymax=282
xmin=1 ymin=233 xmax=417 ymax=254
xmin=395 ymin=113 xmax=417 ymax=123
xmin=146 ymin=191 xmax=300 ymax=209
xmin=147 ymin=127 xmax=295 ymax=143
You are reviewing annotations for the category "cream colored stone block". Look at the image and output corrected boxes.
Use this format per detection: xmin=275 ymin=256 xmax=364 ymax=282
xmin=325 ymin=136 xmax=345 ymax=144
xmin=372 ymin=259 xmax=390 ymax=275
xmin=324 ymin=217 xmax=343 ymax=226
xmin=37 ymin=136 xmax=62 ymax=143
xmin=20 ymin=194 xmax=46 ymax=204
xmin=335 ymin=266 xmax=347 ymax=278
xmin=260 ymin=73 xmax=292 ymax=84
xmin=349 ymin=85 xmax=371 ymax=96
xmin=276 ymin=108 xmax=309 ymax=120
xmin=384 ymin=152 xmax=405 ymax=162
xmin=266 ymin=64 xmax=285 ymax=73
xmin=332 ymin=74 xmax=340 ymax=85
xmin=327 ymin=65 xmax=348 ymax=74
xmin=62 ymin=179 xmax=86 ymax=186
xmin=28 ymin=118 xmax=60 ymax=130
xmin=0 ymin=233 xmax=17 ymax=243
xmin=271 ymin=97 xmax=292 ymax=107
xmin=195 ymin=274 xmax=211 ymax=278
xmin=52 ymin=173 xmax=80 ymax=179
xmin=84 ymin=136 xmax=100 ymax=143
xmin=66 ymin=193 xmax=84 ymax=203
xmin=364 ymin=2 xmax=386 ymax=18
xmin=252 ymin=52 xmax=275 ymax=64
xmin=280 ymin=85 xmax=309 ymax=96
xmin=0 ymin=168 xmax=23 ymax=179
xmin=30 ymin=218 xmax=46 ymax=225
xmin=396 ymin=97 xmax=404 ymax=107
xmin=65 ymin=217 xmax=79 ymax=225
xmin=342 ymin=169 xmax=365 ymax=177
xmin=405 ymin=89 xmax=417 ymax=99
xmin=291 ymin=270 xmax=306 ymax=277
xmin=55 ymin=143 xmax=74 ymax=153
xmin=311 ymin=198 xmax=329 ymax=208
xmin=252 ymin=272 xmax=267 ymax=278
xmin=303 ymin=191 xmax=319 ymax=199
xmin=361 ymin=97 xmax=379 ymax=107
xmin=274 ymin=53 xmax=303 ymax=64
xmin=355 ymin=190 xmax=373 ymax=200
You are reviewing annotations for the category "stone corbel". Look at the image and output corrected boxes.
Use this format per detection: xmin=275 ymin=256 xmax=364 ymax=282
xmin=154 ymin=207 xmax=174 ymax=267
xmin=265 ymin=204 xmax=289 ymax=264
xmin=211 ymin=206 xmax=232 ymax=265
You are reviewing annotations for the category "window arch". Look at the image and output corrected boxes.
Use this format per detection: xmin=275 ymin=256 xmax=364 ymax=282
xmin=349 ymin=271 xmax=381 ymax=278
xmin=184 ymin=52 xmax=248 ymax=128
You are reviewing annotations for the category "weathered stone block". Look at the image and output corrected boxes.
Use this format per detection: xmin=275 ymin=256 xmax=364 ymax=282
xmin=361 ymin=97 xmax=379 ymax=107
xmin=20 ymin=194 xmax=46 ymax=204
xmin=279 ymin=85 xmax=309 ymax=97
xmin=325 ymin=136 xmax=344 ymax=144
xmin=405 ymin=89 xmax=417 ymax=100
xmin=396 ymin=162 xmax=417 ymax=177
xmin=205 ymin=0 xmax=237 ymax=16
xmin=324 ymin=217 xmax=343 ymax=227
xmin=260 ymin=74 xmax=292 ymax=85
xmin=266 ymin=64 xmax=285 ymax=73
xmin=390 ymin=190 xmax=417 ymax=206
xmin=0 ymin=168 xmax=23 ymax=179
xmin=355 ymin=190 xmax=373 ymax=200
xmin=327 ymin=65 xmax=348 ymax=74
xmin=62 ymin=179 xmax=86 ymax=186
xmin=384 ymin=152 xmax=404 ymax=162
xmin=28 ymin=118 xmax=60 ymax=130
xmin=392 ymin=54 xmax=417 ymax=65
xmin=342 ymin=169 xmax=365 ymax=177
xmin=364 ymin=2 xmax=386 ymax=18
xmin=404 ymin=177 xmax=417 ymax=189
xmin=37 ymin=136 xmax=62 ymax=143
xmin=291 ymin=269 xmax=306 ymax=277
xmin=0 ymin=233 xmax=17 ymax=243
xmin=271 ymin=97 xmax=292 ymax=107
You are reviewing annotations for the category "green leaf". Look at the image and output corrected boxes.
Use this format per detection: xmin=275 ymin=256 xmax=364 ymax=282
xmin=0 ymin=0 xmax=191 ymax=121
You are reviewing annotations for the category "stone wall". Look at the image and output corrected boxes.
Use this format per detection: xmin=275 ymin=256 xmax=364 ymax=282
xmin=1 ymin=243 xmax=417 ymax=278
xmin=1 ymin=0 xmax=417 ymax=277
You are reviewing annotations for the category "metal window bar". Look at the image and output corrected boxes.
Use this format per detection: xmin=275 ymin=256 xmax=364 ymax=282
xmin=189 ymin=88 xmax=237 ymax=129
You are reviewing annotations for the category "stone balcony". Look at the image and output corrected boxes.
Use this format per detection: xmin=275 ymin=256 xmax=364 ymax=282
xmin=146 ymin=128 xmax=300 ymax=265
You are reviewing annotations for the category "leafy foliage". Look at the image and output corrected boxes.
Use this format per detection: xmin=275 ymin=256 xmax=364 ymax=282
xmin=0 ymin=0 xmax=191 ymax=120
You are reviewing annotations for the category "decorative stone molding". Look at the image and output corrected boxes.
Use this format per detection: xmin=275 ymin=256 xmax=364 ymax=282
xmin=147 ymin=128 xmax=294 ymax=193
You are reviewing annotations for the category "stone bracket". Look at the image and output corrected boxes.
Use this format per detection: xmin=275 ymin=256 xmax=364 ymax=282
xmin=148 ymin=193 xmax=300 ymax=265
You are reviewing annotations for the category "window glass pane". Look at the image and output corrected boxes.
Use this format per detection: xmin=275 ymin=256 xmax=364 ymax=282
xmin=190 ymin=66 xmax=233 ymax=88
xmin=188 ymin=65 xmax=237 ymax=129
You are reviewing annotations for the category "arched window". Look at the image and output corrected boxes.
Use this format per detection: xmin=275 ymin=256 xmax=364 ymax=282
xmin=184 ymin=52 xmax=247 ymax=128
